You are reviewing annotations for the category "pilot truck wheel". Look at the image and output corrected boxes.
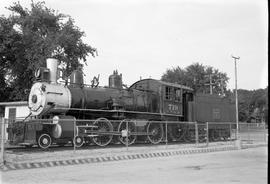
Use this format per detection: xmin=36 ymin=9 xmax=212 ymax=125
xmin=73 ymin=135 xmax=84 ymax=147
xmin=37 ymin=134 xmax=52 ymax=149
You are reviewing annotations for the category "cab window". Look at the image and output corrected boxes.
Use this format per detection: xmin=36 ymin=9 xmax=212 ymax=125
xmin=165 ymin=86 xmax=173 ymax=100
xmin=174 ymin=89 xmax=182 ymax=102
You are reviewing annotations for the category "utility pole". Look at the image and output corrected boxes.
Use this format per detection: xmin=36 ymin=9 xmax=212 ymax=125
xmin=205 ymin=74 xmax=214 ymax=95
xmin=217 ymin=74 xmax=225 ymax=96
xmin=209 ymin=74 xmax=213 ymax=95
xmin=232 ymin=55 xmax=240 ymax=147
xmin=205 ymin=74 xmax=226 ymax=96
xmin=220 ymin=78 xmax=225 ymax=96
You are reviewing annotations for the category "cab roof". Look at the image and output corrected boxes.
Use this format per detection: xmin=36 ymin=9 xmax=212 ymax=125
xmin=129 ymin=78 xmax=193 ymax=91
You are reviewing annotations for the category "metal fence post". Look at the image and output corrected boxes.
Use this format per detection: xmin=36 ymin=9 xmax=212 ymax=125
xmin=229 ymin=123 xmax=232 ymax=145
xmin=247 ymin=123 xmax=250 ymax=143
xmin=1 ymin=118 xmax=6 ymax=165
xmin=235 ymin=123 xmax=237 ymax=140
xmin=126 ymin=120 xmax=128 ymax=151
xmin=263 ymin=123 xmax=267 ymax=143
xmin=206 ymin=122 xmax=209 ymax=147
xmin=195 ymin=122 xmax=198 ymax=147
xmin=165 ymin=121 xmax=168 ymax=148
xmin=73 ymin=119 xmax=76 ymax=153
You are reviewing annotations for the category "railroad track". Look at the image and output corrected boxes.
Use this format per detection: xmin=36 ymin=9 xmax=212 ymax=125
xmin=6 ymin=139 xmax=235 ymax=154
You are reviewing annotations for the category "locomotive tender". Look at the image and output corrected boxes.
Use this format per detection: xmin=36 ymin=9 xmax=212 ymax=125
xmin=9 ymin=58 xmax=235 ymax=149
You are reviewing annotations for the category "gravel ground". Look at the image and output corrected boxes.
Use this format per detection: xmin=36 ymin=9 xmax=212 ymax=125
xmin=1 ymin=146 xmax=267 ymax=184
xmin=3 ymin=141 xmax=242 ymax=164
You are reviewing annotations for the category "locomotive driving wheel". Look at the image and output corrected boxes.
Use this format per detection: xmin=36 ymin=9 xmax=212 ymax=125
xmin=92 ymin=118 xmax=113 ymax=146
xmin=37 ymin=134 xmax=52 ymax=149
xmin=147 ymin=122 xmax=164 ymax=144
xmin=118 ymin=119 xmax=137 ymax=145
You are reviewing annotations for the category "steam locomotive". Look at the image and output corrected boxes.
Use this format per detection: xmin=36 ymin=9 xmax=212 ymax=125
xmin=8 ymin=58 xmax=235 ymax=149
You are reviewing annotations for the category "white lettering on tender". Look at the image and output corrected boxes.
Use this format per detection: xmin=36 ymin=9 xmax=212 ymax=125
xmin=168 ymin=104 xmax=179 ymax=112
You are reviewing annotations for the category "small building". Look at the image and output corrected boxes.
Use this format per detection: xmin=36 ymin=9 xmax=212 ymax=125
xmin=0 ymin=101 xmax=29 ymax=120
xmin=0 ymin=101 xmax=29 ymax=143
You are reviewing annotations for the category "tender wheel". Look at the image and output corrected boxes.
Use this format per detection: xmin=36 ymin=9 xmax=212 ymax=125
xmin=210 ymin=129 xmax=219 ymax=141
xmin=198 ymin=127 xmax=207 ymax=143
xmin=182 ymin=127 xmax=195 ymax=142
xmin=168 ymin=124 xmax=187 ymax=141
xmin=118 ymin=119 xmax=137 ymax=145
xmin=147 ymin=122 xmax=164 ymax=144
xmin=92 ymin=118 xmax=113 ymax=146
xmin=38 ymin=134 xmax=52 ymax=149
xmin=222 ymin=129 xmax=230 ymax=141
xmin=73 ymin=135 xmax=84 ymax=148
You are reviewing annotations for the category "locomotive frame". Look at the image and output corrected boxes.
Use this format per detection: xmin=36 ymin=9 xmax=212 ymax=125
xmin=8 ymin=58 xmax=236 ymax=149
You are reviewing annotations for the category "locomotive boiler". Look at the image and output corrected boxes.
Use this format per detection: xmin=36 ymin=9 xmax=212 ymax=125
xmin=8 ymin=58 xmax=235 ymax=149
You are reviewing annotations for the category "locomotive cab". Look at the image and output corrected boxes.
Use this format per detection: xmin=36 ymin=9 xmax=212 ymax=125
xmin=129 ymin=79 xmax=193 ymax=118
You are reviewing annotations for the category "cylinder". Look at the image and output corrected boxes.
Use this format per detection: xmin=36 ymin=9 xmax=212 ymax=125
xmin=52 ymin=116 xmax=76 ymax=139
xmin=46 ymin=58 xmax=59 ymax=84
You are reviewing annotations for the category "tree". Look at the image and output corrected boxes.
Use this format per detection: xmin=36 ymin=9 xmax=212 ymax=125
xmin=161 ymin=63 xmax=229 ymax=95
xmin=228 ymin=87 xmax=268 ymax=123
xmin=234 ymin=89 xmax=254 ymax=122
xmin=0 ymin=1 xmax=97 ymax=101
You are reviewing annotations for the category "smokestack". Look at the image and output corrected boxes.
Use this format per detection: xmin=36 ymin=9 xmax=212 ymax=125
xmin=46 ymin=58 xmax=59 ymax=84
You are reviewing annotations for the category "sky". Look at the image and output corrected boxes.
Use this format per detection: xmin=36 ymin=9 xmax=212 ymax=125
xmin=0 ymin=0 xmax=268 ymax=90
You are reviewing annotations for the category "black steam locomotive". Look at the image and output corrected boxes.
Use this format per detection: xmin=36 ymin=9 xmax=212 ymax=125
xmin=8 ymin=58 xmax=235 ymax=149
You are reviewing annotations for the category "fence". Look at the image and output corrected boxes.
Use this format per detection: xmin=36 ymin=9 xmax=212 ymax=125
xmin=238 ymin=122 xmax=267 ymax=143
xmin=0 ymin=117 xmax=268 ymax=165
